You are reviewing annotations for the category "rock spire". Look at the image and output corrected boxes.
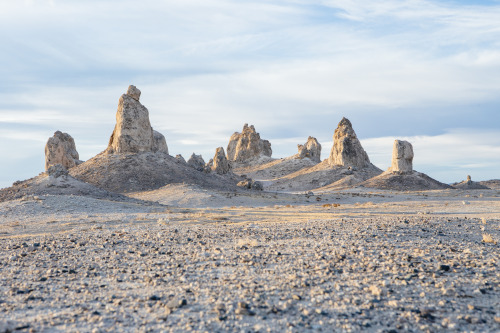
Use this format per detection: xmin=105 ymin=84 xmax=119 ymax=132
xmin=391 ymin=140 xmax=413 ymax=174
xmin=227 ymin=124 xmax=272 ymax=162
xmin=45 ymin=131 xmax=82 ymax=171
xmin=296 ymin=136 xmax=321 ymax=163
xmin=328 ymin=117 xmax=370 ymax=168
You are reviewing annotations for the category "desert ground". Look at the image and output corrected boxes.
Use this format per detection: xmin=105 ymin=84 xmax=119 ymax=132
xmin=1 ymin=186 xmax=499 ymax=332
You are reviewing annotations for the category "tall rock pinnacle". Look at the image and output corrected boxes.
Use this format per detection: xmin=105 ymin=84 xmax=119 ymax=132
xmin=328 ymin=117 xmax=370 ymax=168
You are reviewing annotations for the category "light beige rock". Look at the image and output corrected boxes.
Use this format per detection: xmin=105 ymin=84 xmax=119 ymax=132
xmin=227 ymin=124 xmax=272 ymax=162
xmin=391 ymin=140 xmax=413 ymax=174
xmin=152 ymin=130 xmax=169 ymax=154
xmin=297 ymin=136 xmax=321 ymax=163
xmin=212 ymin=147 xmax=231 ymax=174
xmin=328 ymin=117 xmax=370 ymax=168
xmin=106 ymin=86 xmax=155 ymax=154
xmin=45 ymin=131 xmax=82 ymax=171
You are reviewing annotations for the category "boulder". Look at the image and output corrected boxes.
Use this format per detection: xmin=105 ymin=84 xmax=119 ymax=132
xmin=187 ymin=153 xmax=205 ymax=171
xmin=328 ymin=117 xmax=370 ymax=168
xmin=391 ymin=140 xmax=413 ymax=174
xmin=152 ymin=130 xmax=169 ymax=154
xmin=45 ymin=131 xmax=82 ymax=171
xmin=227 ymin=124 xmax=272 ymax=162
xmin=106 ymin=85 xmax=156 ymax=154
xmin=237 ymin=178 xmax=263 ymax=191
xmin=212 ymin=147 xmax=232 ymax=174
xmin=297 ymin=136 xmax=321 ymax=163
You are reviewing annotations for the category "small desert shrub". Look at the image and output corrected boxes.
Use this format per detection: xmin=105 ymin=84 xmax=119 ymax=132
xmin=482 ymin=233 xmax=496 ymax=244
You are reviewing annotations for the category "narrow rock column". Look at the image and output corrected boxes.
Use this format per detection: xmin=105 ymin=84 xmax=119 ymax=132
xmin=391 ymin=140 xmax=413 ymax=173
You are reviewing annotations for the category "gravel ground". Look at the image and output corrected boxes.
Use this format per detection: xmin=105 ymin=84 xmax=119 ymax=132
xmin=1 ymin=201 xmax=499 ymax=332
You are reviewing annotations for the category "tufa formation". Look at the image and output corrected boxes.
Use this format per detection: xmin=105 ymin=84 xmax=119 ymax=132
xmin=328 ymin=117 xmax=370 ymax=169
xmin=45 ymin=131 xmax=82 ymax=171
xmin=212 ymin=147 xmax=232 ymax=174
xmin=106 ymin=85 xmax=168 ymax=155
xmin=296 ymin=136 xmax=321 ymax=163
xmin=187 ymin=153 xmax=206 ymax=172
xmin=227 ymin=124 xmax=272 ymax=162
xmin=391 ymin=140 xmax=414 ymax=174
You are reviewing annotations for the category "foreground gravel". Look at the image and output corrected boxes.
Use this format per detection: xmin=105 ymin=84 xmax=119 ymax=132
xmin=1 ymin=214 xmax=499 ymax=332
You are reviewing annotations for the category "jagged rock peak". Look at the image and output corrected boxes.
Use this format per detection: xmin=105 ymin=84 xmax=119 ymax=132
xmin=391 ymin=140 xmax=413 ymax=174
xmin=187 ymin=153 xmax=205 ymax=172
xmin=328 ymin=117 xmax=370 ymax=168
xmin=45 ymin=131 xmax=82 ymax=171
xmin=227 ymin=123 xmax=272 ymax=162
xmin=212 ymin=147 xmax=232 ymax=174
xmin=175 ymin=154 xmax=186 ymax=164
xmin=105 ymin=86 xmax=168 ymax=155
xmin=296 ymin=136 xmax=321 ymax=163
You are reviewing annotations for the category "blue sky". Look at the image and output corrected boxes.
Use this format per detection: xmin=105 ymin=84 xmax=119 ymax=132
xmin=1 ymin=0 xmax=500 ymax=188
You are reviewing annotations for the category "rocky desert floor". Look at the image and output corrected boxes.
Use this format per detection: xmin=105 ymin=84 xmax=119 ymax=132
xmin=1 ymin=188 xmax=499 ymax=332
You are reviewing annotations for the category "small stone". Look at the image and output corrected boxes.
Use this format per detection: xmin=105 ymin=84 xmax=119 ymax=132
xmin=439 ymin=264 xmax=450 ymax=272
xmin=166 ymin=298 xmax=187 ymax=309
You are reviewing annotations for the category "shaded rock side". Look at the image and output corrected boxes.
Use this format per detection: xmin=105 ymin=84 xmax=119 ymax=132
xmin=153 ymin=130 xmax=169 ymax=154
xmin=45 ymin=131 xmax=82 ymax=171
xmin=328 ymin=117 xmax=370 ymax=168
xmin=391 ymin=140 xmax=413 ymax=174
xmin=227 ymin=124 xmax=272 ymax=162
xmin=106 ymin=85 xmax=155 ymax=154
xmin=187 ymin=153 xmax=205 ymax=171
xmin=212 ymin=147 xmax=232 ymax=175
xmin=296 ymin=136 xmax=321 ymax=163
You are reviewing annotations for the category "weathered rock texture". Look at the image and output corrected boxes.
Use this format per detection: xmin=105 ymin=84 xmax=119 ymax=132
xmin=452 ymin=175 xmax=490 ymax=190
xmin=153 ymin=130 xmax=169 ymax=154
xmin=212 ymin=147 xmax=231 ymax=174
xmin=328 ymin=118 xmax=370 ymax=169
xmin=175 ymin=155 xmax=186 ymax=164
xmin=297 ymin=137 xmax=321 ymax=163
xmin=187 ymin=153 xmax=205 ymax=172
xmin=106 ymin=85 xmax=167 ymax=155
xmin=227 ymin=124 xmax=272 ymax=162
xmin=391 ymin=140 xmax=413 ymax=174
xmin=45 ymin=131 xmax=82 ymax=171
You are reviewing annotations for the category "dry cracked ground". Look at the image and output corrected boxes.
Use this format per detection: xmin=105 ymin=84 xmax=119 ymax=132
xmin=1 ymin=191 xmax=500 ymax=332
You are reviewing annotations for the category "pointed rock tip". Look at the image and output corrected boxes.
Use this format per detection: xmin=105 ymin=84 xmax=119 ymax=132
xmin=338 ymin=117 xmax=352 ymax=128
xmin=127 ymin=85 xmax=141 ymax=101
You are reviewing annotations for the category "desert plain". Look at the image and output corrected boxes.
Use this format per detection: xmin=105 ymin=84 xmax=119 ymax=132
xmin=1 ymin=86 xmax=499 ymax=332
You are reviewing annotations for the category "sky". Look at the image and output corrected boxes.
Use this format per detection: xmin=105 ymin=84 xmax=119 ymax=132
xmin=1 ymin=0 xmax=500 ymax=188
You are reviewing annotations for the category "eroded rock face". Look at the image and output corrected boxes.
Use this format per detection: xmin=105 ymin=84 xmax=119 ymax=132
xmin=47 ymin=164 xmax=69 ymax=178
xmin=106 ymin=85 xmax=156 ymax=154
xmin=212 ymin=147 xmax=231 ymax=174
xmin=45 ymin=131 xmax=82 ymax=171
xmin=297 ymin=136 xmax=321 ymax=163
xmin=328 ymin=117 xmax=370 ymax=168
xmin=391 ymin=140 xmax=413 ymax=174
xmin=227 ymin=124 xmax=272 ymax=162
xmin=187 ymin=153 xmax=205 ymax=172
xmin=175 ymin=154 xmax=186 ymax=164
xmin=152 ymin=130 xmax=169 ymax=154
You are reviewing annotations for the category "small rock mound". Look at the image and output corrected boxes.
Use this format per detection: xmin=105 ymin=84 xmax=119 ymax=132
xmin=237 ymin=178 xmax=263 ymax=191
xmin=296 ymin=136 xmax=321 ymax=163
xmin=45 ymin=131 xmax=82 ymax=171
xmin=106 ymin=85 xmax=168 ymax=155
xmin=227 ymin=124 xmax=272 ymax=163
xmin=390 ymin=140 xmax=413 ymax=174
xmin=452 ymin=175 xmax=490 ymax=190
xmin=212 ymin=147 xmax=232 ymax=175
xmin=175 ymin=154 xmax=186 ymax=164
xmin=328 ymin=117 xmax=370 ymax=169
xmin=187 ymin=153 xmax=205 ymax=171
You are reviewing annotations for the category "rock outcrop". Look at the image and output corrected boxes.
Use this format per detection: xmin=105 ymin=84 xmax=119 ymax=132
xmin=296 ymin=136 xmax=321 ymax=163
xmin=328 ymin=117 xmax=370 ymax=169
xmin=212 ymin=147 xmax=231 ymax=174
xmin=106 ymin=85 xmax=168 ymax=155
xmin=452 ymin=175 xmax=490 ymax=190
xmin=227 ymin=124 xmax=272 ymax=162
xmin=237 ymin=178 xmax=263 ymax=191
xmin=175 ymin=154 xmax=186 ymax=164
xmin=153 ymin=130 xmax=169 ymax=154
xmin=187 ymin=153 xmax=205 ymax=171
xmin=45 ymin=131 xmax=82 ymax=171
xmin=390 ymin=140 xmax=413 ymax=174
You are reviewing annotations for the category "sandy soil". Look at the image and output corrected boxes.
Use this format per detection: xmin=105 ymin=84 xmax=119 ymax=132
xmin=1 ymin=187 xmax=499 ymax=332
